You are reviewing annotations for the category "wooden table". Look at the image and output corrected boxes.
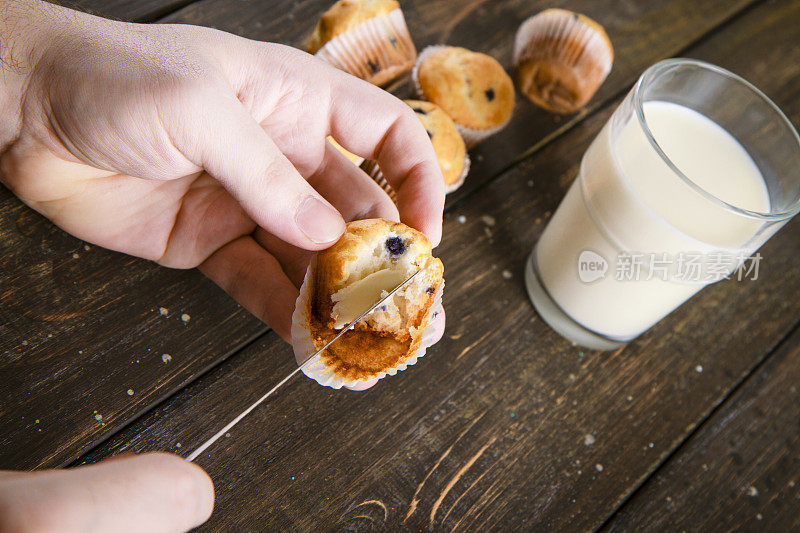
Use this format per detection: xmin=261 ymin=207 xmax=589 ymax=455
xmin=2 ymin=0 xmax=799 ymax=530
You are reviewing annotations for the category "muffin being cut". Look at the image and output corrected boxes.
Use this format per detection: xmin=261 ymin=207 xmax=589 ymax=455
xmin=309 ymin=0 xmax=417 ymax=87
xmin=298 ymin=219 xmax=444 ymax=383
xmin=413 ymin=45 xmax=515 ymax=145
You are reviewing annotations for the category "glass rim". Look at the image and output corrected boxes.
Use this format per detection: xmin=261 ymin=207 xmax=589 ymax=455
xmin=633 ymin=58 xmax=800 ymax=221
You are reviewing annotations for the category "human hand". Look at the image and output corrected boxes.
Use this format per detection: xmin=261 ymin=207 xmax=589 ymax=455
xmin=0 ymin=1 xmax=446 ymax=347
xmin=0 ymin=452 xmax=213 ymax=533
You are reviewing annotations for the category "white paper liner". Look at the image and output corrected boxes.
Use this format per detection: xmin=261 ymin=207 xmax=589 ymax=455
xmin=361 ymin=151 xmax=470 ymax=197
xmin=291 ymin=261 xmax=445 ymax=389
xmin=513 ymin=10 xmax=612 ymax=74
xmin=412 ymin=45 xmax=512 ymax=147
xmin=511 ymin=10 xmax=613 ymax=112
xmin=315 ymin=9 xmax=416 ymax=87
xmin=445 ymin=152 xmax=471 ymax=193
xmin=361 ymin=159 xmax=397 ymax=201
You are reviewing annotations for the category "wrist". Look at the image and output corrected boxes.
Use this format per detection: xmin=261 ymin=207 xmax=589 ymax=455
xmin=0 ymin=0 xmax=68 ymax=149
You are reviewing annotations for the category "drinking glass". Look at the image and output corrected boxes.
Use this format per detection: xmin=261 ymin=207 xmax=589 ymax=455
xmin=525 ymin=59 xmax=800 ymax=350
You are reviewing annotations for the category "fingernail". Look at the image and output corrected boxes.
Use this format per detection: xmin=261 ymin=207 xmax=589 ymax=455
xmin=295 ymin=196 xmax=345 ymax=244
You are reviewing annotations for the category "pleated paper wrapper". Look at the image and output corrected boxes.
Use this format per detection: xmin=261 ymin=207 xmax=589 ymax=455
xmin=315 ymin=9 xmax=416 ymax=87
xmin=361 ymin=152 xmax=470 ymax=197
xmin=291 ymin=261 xmax=444 ymax=389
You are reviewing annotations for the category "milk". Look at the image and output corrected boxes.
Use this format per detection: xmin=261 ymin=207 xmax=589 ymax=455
xmin=534 ymin=101 xmax=770 ymax=340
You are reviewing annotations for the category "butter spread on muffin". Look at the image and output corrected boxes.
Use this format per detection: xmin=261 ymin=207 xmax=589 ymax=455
xmin=513 ymin=9 xmax=613 ymax=113
xmin=413 ymin=45 xmax=515 ymax=145
xmin=309 ymin=0 xmax=417 ymax=87
xmin=303 ymin=219 xmax=443 ymax=381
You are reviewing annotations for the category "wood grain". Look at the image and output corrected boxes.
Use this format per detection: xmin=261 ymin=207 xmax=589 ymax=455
xmin=0 ymin=0 xmax=759 ymax=473
xmin=603 ymin=327 xmax=800 ymax=532
xmin=164 ymin=0 xmax=757 ymax=208
xmin=0 ymin=190 xmax=264 ymax=470
xmin=53 ymin=0 xmax=196 ymax=21
xmin=78 ymin=1 xmax=800 ymax=529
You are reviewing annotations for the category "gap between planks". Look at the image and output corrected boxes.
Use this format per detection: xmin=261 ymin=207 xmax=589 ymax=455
xmin=64 ymin=327 xmax=267 ymax=468
xmin=67 ymin=0 xmax=767 ymax=469
xmin=448 ymin=0 xmax=768 ymax=211
xmin=595 ymin=314 xmax=800 ymax=532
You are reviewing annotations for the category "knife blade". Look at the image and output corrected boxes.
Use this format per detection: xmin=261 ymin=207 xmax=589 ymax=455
xmin=185 ymin=269 xmax=421 ymax=462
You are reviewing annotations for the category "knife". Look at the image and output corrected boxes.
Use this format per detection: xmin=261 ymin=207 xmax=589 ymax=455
xmin=185 ymin=269 xmax=421 ymax=462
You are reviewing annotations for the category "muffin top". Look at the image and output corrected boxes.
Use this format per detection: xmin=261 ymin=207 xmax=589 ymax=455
xmin=308 ymin=0 xmax=400 ymax=54
xmin=405 ymin=100 xmax=466 ymax=187
xmin=308 ymin=219 xmax=444 ymax=380
xmin=417 ymin=46 xmax=515 ymax=131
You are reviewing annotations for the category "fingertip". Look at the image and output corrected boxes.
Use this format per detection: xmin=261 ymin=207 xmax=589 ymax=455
xmin=294 ymin=195 xmax=346 ymax=249
xmin=134 ymin=452 xmax=215 ymax=528
xmin=395 ymin=176 xmax=444 ymax=248
xmin=428 ymin=221 xmax=443 ymax=248
xmin=184 ymin=460 xmax=216 ymax=525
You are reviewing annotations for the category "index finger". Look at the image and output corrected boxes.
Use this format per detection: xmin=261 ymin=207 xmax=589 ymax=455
xmin=326 ymin=72 xmax=445 ymax=246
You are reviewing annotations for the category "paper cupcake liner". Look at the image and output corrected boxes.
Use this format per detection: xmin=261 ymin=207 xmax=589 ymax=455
xmin=412 ymin=45 xmax=512 ymax=147
xmin=513 ymin=10 xmax=612 ymax=73
xmin=361 ymin=151 xmax=470 ymax=196
xmin=315 ymin=9 xmax=416 ymax=87
xmin=291 ymin=260 xmax=444 ymax=389
xmin=445 ymin=152 xmax=471 ymax=193
xmin=512 ymin=10 xmax=613 ymax=93
xmin=360 ymin=159 xmax=397 ymax=201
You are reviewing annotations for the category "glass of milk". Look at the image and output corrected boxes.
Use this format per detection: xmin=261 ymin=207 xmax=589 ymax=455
xmin=525 ymin=59 xmax=800 ymax=350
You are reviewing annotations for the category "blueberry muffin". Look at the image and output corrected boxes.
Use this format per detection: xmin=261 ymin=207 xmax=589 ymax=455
xmin=309 ymin=0 xmax=417 ymax=87
xmin=513 ymin=9 xmax=613 ymax=113
xmin=413 ymin=46 xmax=515 ymax=145
xmin=406 ymin=100 xmax=469 ymax=192
xmin=300 ymin=219 xmax=444 ymax=382
xmin=361 ymin=100 xmax=470 ymax=197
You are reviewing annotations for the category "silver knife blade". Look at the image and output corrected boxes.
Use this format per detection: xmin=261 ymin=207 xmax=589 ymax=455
xmin=185 ymin=269 xmax=421 ymax=462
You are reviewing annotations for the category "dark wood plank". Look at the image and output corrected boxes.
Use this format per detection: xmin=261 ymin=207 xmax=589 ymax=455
xmin=53 ymin=0 xmax=196 ymax=22
xmin=0 ymin=190 xmax=265 ymax=470
xmin=0 ymin=0 xmax=246 ymax=475
xmin=165 ymin=0 xmax=757 ymax=208
xmin=79 ymin=1 xmax=800 ymax=529
xmin=603 ymin=327 xmax=800 ymax=532
xmin=1 ymin=0 xmax=757 ymax=472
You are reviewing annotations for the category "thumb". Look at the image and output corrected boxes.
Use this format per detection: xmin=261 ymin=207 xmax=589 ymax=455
xmin=177 ymin=91 xmax=345 ymax=249
xmin=0 ymin=452 xmax=214 ymax=533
